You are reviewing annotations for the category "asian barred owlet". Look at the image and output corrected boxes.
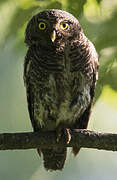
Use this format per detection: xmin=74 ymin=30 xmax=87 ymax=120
xmin=24 ymin=9 xmax=99 ymax=171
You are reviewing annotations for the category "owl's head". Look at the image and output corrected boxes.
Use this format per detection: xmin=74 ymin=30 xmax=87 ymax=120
xmin=25 ymin=9 xmax=82 ymax=48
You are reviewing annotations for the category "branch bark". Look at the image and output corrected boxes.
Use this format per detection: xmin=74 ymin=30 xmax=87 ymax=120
xmin=0 ymin=130 xmax=117 ymax=151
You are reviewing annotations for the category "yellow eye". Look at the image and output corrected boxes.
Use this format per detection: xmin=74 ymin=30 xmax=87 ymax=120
xmin=60 ymin=22 xmax=69 ymax=30
xmin=38 ymin=22 xmax=46 ymax=30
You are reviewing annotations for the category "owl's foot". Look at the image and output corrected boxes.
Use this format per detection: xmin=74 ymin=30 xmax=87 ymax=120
xmin=56 ymin=127 xmax=71 ymax=144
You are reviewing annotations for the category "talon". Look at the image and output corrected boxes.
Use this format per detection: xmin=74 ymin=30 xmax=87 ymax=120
xmin=66 ymin=128 xmax=71 ymax=144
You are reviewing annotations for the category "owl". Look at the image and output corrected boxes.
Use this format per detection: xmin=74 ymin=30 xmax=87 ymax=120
xmin=24 ymin=9 xmax=99 ymax=171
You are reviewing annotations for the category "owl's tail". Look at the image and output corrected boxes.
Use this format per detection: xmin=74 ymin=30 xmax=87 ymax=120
xmin=38 ymin=147 xmax=67 ymax=171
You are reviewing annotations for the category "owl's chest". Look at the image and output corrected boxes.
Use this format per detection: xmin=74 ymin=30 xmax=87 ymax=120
xmin=32 ymin=49 xmax=72 ymax=92
xmin=46 ymin=54 xmax=72 ymax=97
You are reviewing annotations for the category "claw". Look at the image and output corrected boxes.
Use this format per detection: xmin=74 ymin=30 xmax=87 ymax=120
xmin=65 ymin=128 xmax=71 ymax=144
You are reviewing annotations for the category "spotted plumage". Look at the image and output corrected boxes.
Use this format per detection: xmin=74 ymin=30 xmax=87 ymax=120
xmin=24 ymin=9 xmax=99 ymax=171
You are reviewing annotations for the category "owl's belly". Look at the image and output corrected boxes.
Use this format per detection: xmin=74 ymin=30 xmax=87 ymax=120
xmin=34 ymin=71 xmax=91 ymax=131
xmin=34 ymin=73 xmax=71 ymax=130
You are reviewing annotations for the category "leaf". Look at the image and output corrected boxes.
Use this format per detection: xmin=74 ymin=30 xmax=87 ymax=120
xmin=95 ymin=10 xmax=117 ymax=51
xmin=45 ymin=1 xmax=62 ymax=9
xmin=95 ymin=53 xmax=117 ymax=102
xmin=3 ymin=6 xmax=39 ymax=43
xmin=66 ymin=0 xmax=87 ymax=17
xmin=0 ymin=0 xmax=8 ymax=5
xmin=96 ymin=0 xmax=102 ymax=4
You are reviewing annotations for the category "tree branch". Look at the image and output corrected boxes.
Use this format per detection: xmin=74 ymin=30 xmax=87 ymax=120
xmin=0 ymin=130 xmax=117 ymax=151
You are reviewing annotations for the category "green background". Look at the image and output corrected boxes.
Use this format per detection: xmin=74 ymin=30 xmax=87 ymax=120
xmin=0 ymin=0 xmax=117 ymax=179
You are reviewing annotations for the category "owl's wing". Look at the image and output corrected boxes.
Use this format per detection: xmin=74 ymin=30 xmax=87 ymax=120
xmin=73 ymin=69 xmax=98 ymax=129
xmin=72 ymin=70 xmax=97 ymax=155
xmin=24 ymin=55 xmax=40 ymax=132
xmin=24 ymin=56 xmax=42 ymax=156
xmin=72 ymin=41 xmax=99 ymax=155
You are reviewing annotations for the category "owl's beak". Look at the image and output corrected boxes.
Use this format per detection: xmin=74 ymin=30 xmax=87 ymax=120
xmin=51 ymin=30 xmax=56 ymax=42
